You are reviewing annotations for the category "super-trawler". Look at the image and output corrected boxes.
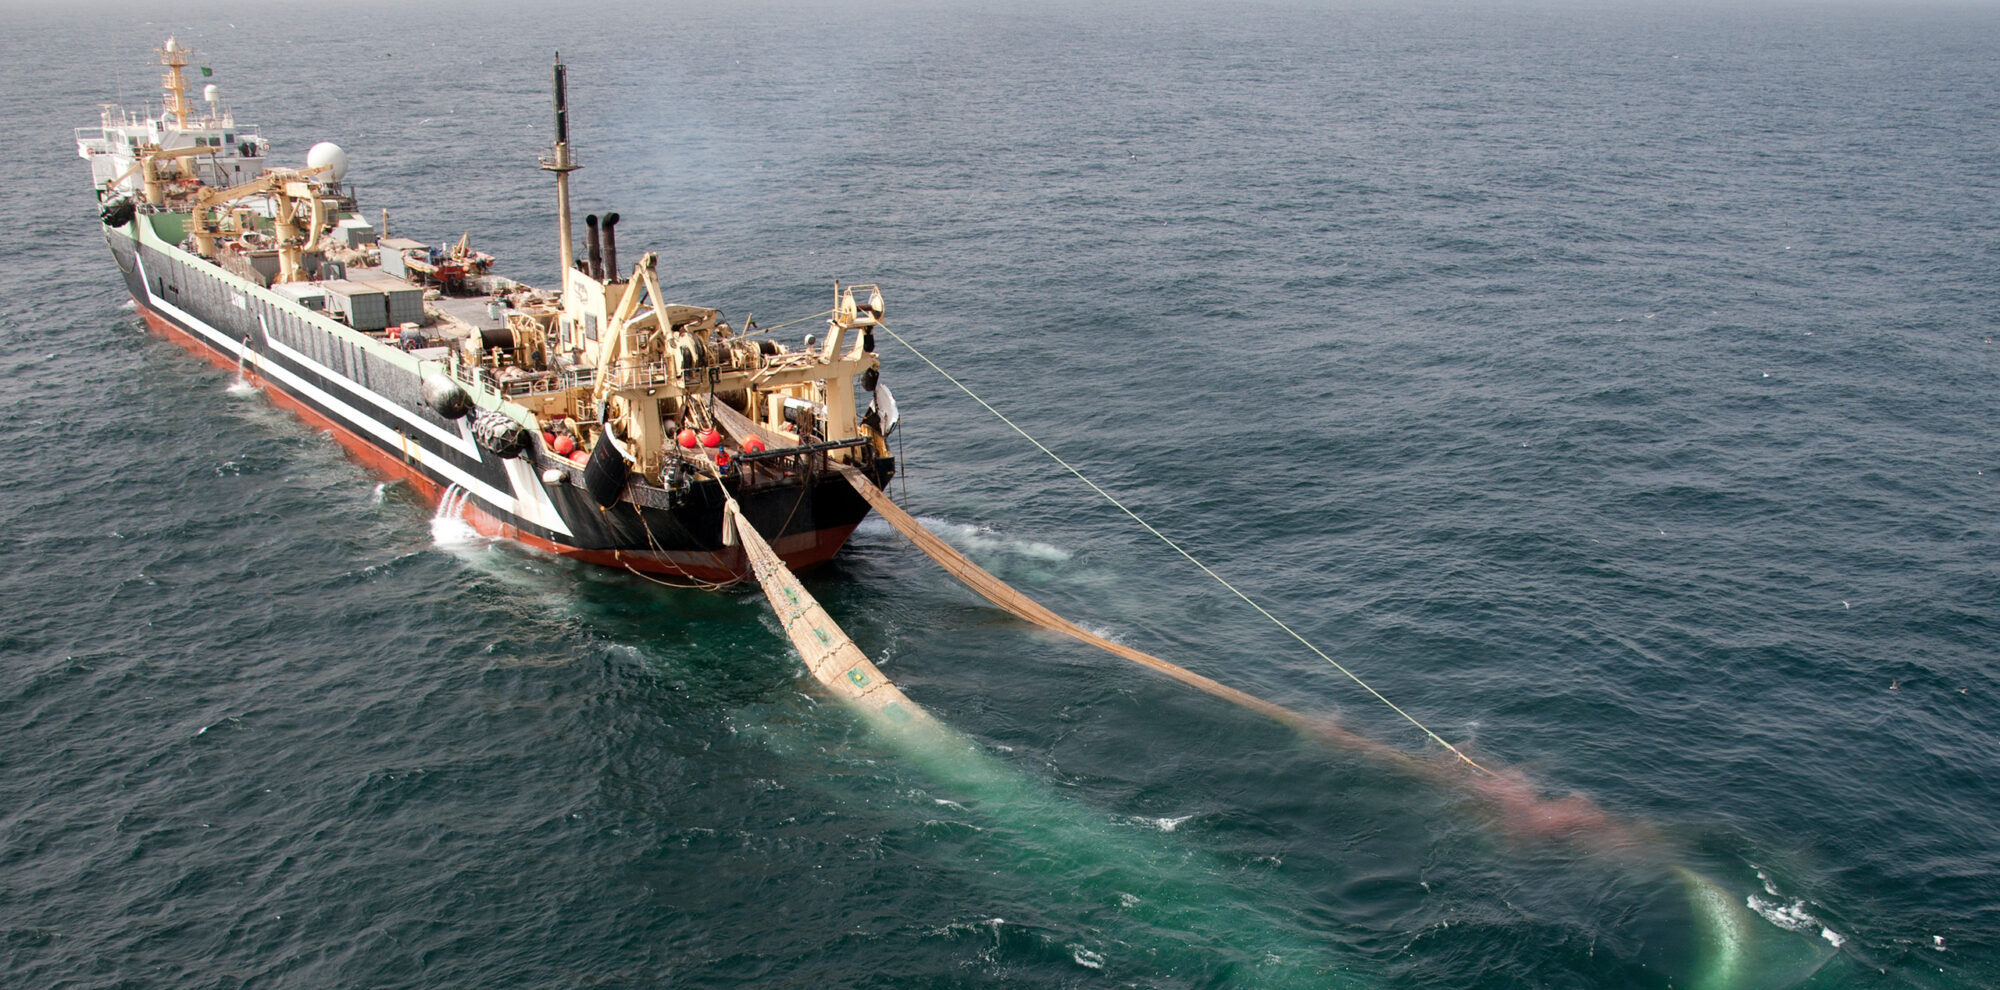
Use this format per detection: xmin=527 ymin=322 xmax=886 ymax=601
xmin=80 ymin=40 xmax=899 ymax=581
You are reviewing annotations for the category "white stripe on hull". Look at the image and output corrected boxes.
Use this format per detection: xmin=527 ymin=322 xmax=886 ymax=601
xmin=134 ymin=245 xmax=574 ymax=537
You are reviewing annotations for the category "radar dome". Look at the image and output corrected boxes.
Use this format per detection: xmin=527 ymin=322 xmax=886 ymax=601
xmin=306 ymin=142 xmax=349 ymax=183
xmin=203 ymin=83 xmax=220 ymax=103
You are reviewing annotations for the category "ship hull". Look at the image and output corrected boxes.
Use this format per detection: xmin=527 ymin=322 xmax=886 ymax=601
xmin=106 ymin=219 xmax=887 ymax=582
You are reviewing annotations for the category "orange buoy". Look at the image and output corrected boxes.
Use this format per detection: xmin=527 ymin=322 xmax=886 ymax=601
xmin=677 ymin=428 xmax=698 ymax=448
xmin=744 ymin=436 xmax=767 ymax=454
xmin=553 ymin=434 xmax=576 ymax=456
xmin=699 ymin=428 xmax=722 ymax=448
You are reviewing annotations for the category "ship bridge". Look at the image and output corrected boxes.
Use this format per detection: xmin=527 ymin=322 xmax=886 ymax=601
xmin=75 ymin=37 xmax=268 ymax=198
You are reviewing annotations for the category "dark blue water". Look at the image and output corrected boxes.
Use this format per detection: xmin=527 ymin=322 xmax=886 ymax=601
xmin=4 ymin=2 xmax=1996 ymax=986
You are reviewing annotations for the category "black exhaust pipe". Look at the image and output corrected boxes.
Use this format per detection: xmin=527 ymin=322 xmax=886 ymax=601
xmin=584 ymin=213 xmax=602 ymax=279
xmin=600 ymin=212 xmax=619 ymax=282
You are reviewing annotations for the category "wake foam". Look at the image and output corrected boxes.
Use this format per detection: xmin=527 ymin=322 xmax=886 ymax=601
xmin=915 ymin=515 xmax=1073 ymax=563
xmin=1748 ymin=867 xmax=1846 ymax=947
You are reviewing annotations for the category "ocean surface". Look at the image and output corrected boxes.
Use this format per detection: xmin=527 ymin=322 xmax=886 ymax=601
xmin=3 ymin=1 xmax=1996 ymax=987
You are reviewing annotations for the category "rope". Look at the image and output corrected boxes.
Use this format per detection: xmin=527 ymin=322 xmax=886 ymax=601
xmin=623 ymin=461 xmax=737 ymax=591
xmin=624 ymin=517 xmax=731 ymax=591
xmin=874 ymin=321 xmax=1489 ymax=774
xmin=620 ymin=557 xmax=727 ymax=591
xmin=739 ymin=308 xmax=833 ymax=338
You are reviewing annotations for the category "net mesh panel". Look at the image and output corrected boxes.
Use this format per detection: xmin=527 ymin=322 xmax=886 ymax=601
xmin=724 ymin=494 xmax=940 ymax=731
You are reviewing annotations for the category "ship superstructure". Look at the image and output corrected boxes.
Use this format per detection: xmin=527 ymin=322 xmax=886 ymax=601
xmin=83 ymin=41 xmax=898 ymax=581
xmin=76 ymin=38 xmax=269 ymax=200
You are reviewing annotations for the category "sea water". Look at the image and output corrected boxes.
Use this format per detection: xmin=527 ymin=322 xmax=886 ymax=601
xmin=2 ymin=1 xmax=1995 ymax=986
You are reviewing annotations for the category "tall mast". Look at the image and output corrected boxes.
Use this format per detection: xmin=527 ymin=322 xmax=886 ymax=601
xmin=539 ymin=54 xmax=580 ymax=291
xmin=157 ymin=37 xmax=193 ymax=125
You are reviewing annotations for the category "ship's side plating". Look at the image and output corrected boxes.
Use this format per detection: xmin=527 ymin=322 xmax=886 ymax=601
xmin=110 ymin=214 xmax=533 ymax=513
xmin=105 ymin=212 xmax=880 ymax=580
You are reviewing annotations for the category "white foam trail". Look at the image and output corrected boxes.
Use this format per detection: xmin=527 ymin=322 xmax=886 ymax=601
xmin=1748 ymin=868 xmax=1846 ymax=948
xmin=1746 ymin=894 xmax=1839 ymax=945
xmin=853 ymin=517 xmax=897 ymax=539
xmin=1077 ymin=622 xmax=1131 ymax=647
xmin=418 ymin=488 xmax=577 ymax=619
xmin=915 ymin=515 xmax=1073 ymax=563
xmin=1679 ymin=866 xmax=1843 ymax=990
